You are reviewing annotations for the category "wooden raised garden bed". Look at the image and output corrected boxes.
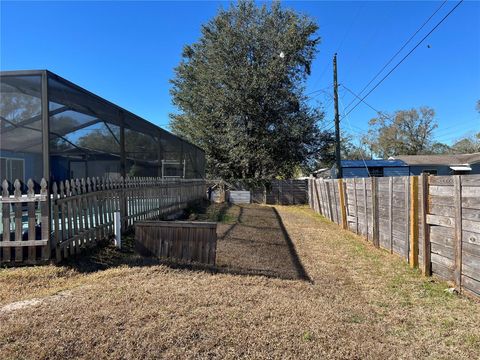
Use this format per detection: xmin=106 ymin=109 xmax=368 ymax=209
xmin=135 ymin=221 xmax=217 ymax=265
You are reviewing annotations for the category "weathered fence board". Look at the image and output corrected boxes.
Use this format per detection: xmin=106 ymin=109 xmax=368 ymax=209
xmin=229 ymin=191 xmax=251 ymax=204
xmin=309 ymin=174 xmax=480 ymax=298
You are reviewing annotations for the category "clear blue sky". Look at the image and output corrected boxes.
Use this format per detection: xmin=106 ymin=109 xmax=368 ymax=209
xmin=1 ymin=1 xmax=479 ymax=146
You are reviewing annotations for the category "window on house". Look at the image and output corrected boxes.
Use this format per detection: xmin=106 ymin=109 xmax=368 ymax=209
xmin=422 ymin=169 xmax=437 ymax=176
xmin=368 ymin=167 xmax=383 ymax=177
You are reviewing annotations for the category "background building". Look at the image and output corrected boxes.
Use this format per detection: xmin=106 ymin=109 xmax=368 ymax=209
xmin=331 ymin=153 xmax=480 ymax=178
xmin=394 ymin=153 xmax=480 ymax=176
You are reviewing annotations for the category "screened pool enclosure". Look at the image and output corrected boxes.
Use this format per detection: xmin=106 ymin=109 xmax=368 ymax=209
xmin=0 ymin=70 xmax=205 ymax=190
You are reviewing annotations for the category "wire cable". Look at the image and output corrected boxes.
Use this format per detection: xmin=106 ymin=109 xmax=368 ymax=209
xmin=343 ymin=0 xmax=448 ymax=112
xmin=343 ymin=0 xmax=464 ymax=119
xmin=338 ymin=94 xmax=371 ymax=176
xmin=340 ymin=83 xmax=387 ymax=116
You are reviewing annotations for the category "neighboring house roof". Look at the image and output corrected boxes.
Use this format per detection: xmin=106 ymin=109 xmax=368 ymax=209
xmin=393 ymin=153 xmax=480 ymax=166
xmin=340 ymin=159 xmax=407 ymax=168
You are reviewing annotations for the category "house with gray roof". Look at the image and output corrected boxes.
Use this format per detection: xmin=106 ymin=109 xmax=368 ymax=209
xmin=393 ymin=153 xmax=480 ymax=176
xmin=330 ymin=153 xmax=480 ymax=178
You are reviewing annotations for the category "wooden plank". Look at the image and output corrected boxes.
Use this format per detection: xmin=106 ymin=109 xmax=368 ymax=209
xmin=432 ymin=262 xmax=453 ymax=281
xmin=426 ymin=214 xmax=455 ymax=228
xmin=338 ymin=179 xmax=347 ymax=229
xmin=404 ymin=176 xmax=410 ymax=263
xmin=326 ymin=181 xmax=333 ymax=222
xmin=462 ymin=187 xmax=480 ymax=197
xmin=14 ymin=180 xmax=23 ymax=262
xmin=409 ymin=176 xmax=419 ymax=268
xmin=462 ymin=252 xmax=480 ymax=276
xmin=314 ymin=180 xmax=321 ymax=214
xmin=460 ymin=175 xmax=480 ymax=186
xmin=430 ymin=226 xmax=454 ymax=246
xmin=431 ymin=252 xmax=454 ymax=268
xmin=428 ymin=176 xmax=454 ymax=186
xmin=429 ymin=185 xmax=454 ymax=197
xmin=27 ymin=179 xmax=36 ymax=262
xmin=429 ymin=195 xmax=456 ymax=207
xmin=372 ymin=177 xmax=379 ymax=248
xmin=2 ymin=180 xmax=11 ymax=262
xmin=461 ymin=275 xmax=480 ymax=296
xmin=388 ymin=176 xmax=394 ymax=253
xmin=462 ymin=219 xmax=480 ymax=233
xmin=463 ymin=230 xmax=480 ymax=248
xmin=462 ymin=196 xmax=480 ymax=209
xmin=0 ymin=195 xmax=47 ymax=203
xmin=431 ymin=243 xmax=454 ymax=259
xmin=0 ymin=240 xmax=49 ymax=247
xmin=453 ymin=175 xmax=462 ymax=292
xmin=463 ymin=208 xmax=480 ymax=222
xmin=353 ymin=178 xmax=358 ymax=234
xmin=429 ymin=203 xmax=455 ymax=217
xmin=421 ymin=174 xmax=431 ymax=276
xmin=39 ymin=179 xmax=50 ymax=260
xmin=363 ymin=178 xmax=368 ymax=240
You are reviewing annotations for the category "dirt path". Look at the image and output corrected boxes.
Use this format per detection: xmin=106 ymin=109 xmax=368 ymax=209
xmin=0 ymin=204 xmax=479 ymax=359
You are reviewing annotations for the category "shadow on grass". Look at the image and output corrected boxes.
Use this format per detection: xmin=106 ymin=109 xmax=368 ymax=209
xmin=61 ymin=203 xmax=311 ymax=283
xmin=271 ymin=207 xmax=311 ymax=282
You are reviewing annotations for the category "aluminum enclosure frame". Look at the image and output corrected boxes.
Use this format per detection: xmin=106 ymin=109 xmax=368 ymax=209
xmin=0 ymin=69 xmax=205 ymax=185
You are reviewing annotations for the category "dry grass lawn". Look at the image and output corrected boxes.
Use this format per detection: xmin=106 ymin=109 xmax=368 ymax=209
xmin=0 ymin=204 xmax=479 ymax=359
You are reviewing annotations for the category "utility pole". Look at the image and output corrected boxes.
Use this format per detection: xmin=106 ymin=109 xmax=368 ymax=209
xmin=333 ymin=53 xmax=342 ymax=178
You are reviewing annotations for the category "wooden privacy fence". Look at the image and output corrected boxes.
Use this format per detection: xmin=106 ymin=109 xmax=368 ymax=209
xmin=309 ymin=175 xmax=480 ymax=298
xmin=230 ymin=180 xmax=308 ymax=205
xmin=265 ymin=180 xmax=308 ymax=205
xmin=1 ymin=177 xmax=206 ymax=265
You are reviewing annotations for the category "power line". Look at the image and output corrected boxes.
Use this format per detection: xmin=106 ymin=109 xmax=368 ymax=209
xmin=338 ymin=92 xmax=371 ymax=176
xmin=340 ymin=83 xmax=386 ymax=116
xmin=306 ymin=83 xmax=333 ymax=97
xmin=343 ymin=0 xmax=464 ymax=119
xmin=344 ymin=0 xmax=448 ymax=112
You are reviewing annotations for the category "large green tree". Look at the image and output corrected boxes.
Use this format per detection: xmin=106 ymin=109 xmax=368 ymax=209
xmin=364 ymin=107 xmax=438 ymax=158
xmin=450 ymin=133 xmax=480 ymax=154
xmin=169 ymin=1 xmax=331 ymax=179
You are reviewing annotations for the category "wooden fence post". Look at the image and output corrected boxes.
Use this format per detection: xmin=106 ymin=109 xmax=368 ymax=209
xmin=14 ymin=180 xmax=22 ymax=262
xmin=27 ymin=179 xmax=36 ymax=262
xmin=363 ymin=178 xmax=368 ymax=239
xmin=404 ymin=176 xmax=410 ymax=261
xmin=315 ymin=180 xmax=322 ymax=215
xmin=308 ymin=177 xmax=313 ymax=209
xmin=40 ymin=179 xmax=50 ymax=261
xmin=352 ymin=178 xmax=358 ymax=234
xmin=389 ymin=177 xmax=394 ymax=254
xmin=409 ymin=176 xmax=419 ymax=268
xmin=338 ymin=179 xmax=348 ymax=229
xmin=453 ymin=175 xmax=463 ymax=292
xmin=372 ymin=177 xmax=379 ymax=248
xmin=326 ymin=181 xmax=333 ymax=221
xmin=2 ymin=180 xmax=11 ymax=262
xmin=421 ymin=174 xmax=431 ymax=276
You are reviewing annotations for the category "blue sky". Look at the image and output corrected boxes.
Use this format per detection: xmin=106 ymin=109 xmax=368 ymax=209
xmin=1 ymin=1 xmax=479 ymax=146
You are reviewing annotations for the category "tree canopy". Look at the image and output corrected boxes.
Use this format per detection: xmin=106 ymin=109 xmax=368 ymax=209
xmin=169 ymin=1 xmax=332 ymax=179
xmin=363 ymin=106 xmax=438 ymax=158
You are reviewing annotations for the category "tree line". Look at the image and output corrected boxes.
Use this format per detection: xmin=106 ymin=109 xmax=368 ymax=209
xmin=342 ymin=103 xmax=480 ymax=162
